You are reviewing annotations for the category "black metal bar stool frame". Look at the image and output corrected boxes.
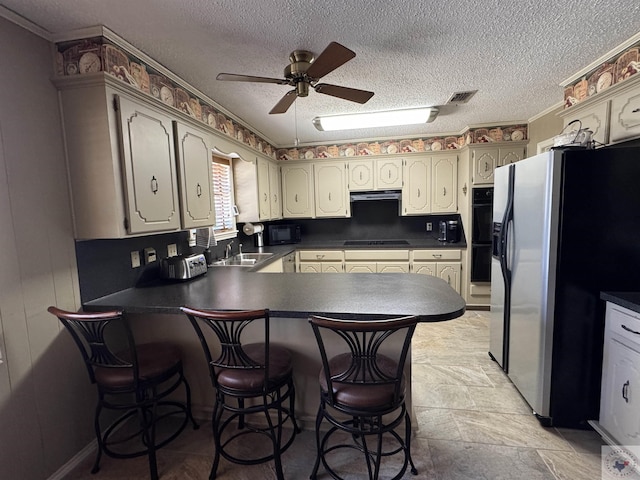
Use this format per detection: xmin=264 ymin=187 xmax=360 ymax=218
xmin=309 ymin=315 xmax=419 ymax=480
xmin=48 ymin=306 xmax=199 ymax=480
xmin=181 ymin=307 xmax=300 ymax=480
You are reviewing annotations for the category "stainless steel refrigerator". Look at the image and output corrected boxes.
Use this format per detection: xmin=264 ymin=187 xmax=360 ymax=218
xmin=490 ymin=145 xmax=640 ymax=428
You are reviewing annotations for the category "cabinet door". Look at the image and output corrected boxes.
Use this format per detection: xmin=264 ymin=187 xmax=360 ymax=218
xmin=257 ymin=157 xmax=271 ymax=220
xmin=402 ymin=156 xmax=431 ymax=215
xmin=345 ymin=262 xmax=376 ymax=273
xmin=299 ymin=262 xmax=322 ymax=273
xmin=348 ymin=159 xmax=375 ymax=191
xmin=431 ymin=155 xmax=457 ymax=213
xmin=321 ymin=262 xmax=343 ymax=273
xmin=610 ymin=83 xmax=640 ymax=144
xmin=437 ymin=262 xmax=461 ymax=293
xmin=564 ymin=101 xmax=610 ymax=146
xmin=174 ymin=122 xmax=216 ymax=229
xmin=377 ymin=262 xmax=410 ymax=273
xmin=601 ymin=339 xmax=640 ymax=443
xmin=314 ymin=161 xmax=350 ymax=218
xmin=281 ymin=164 xmax=315 ymax=218
xmin=498 ymin=147 xmax=525 ymax=166
xmin=269 ymin=161 xmax=282 ymax=219
xmin=376 ymin=158 xmax=403 ymax=189
xmin=413 ymin=263 xmax=436 ymax=276
xmin=472 ymin=148 xmax=498 ymax=185
xmin=116 ymin=95 xmax=180 ymax=234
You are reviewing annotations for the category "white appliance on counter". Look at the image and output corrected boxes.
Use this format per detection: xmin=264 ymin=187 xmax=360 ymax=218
xmin=490 ymin=145 xmax=640 ymax=428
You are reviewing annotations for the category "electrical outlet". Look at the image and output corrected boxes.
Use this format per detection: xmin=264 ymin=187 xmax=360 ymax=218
xmin=143 ymin=247 xmax=157 ymax=264
xmin=130 ymin=251 xmax=141 ymax=268
xmin=167 ymin=244 xmax=178 ymax=257
xmin=426 ymin=222 xmax=433 ymax=231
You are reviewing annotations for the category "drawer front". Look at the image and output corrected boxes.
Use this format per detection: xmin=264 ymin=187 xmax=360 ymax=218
xmin=298 ymin=250 xmax=344 ymax=261
xmin=344 ymin=249 xmax=410 ymax=261
xmin=610 ymin=83 xmax=640 ymax=143
xmin=607 ymin=304 xmax=640 ymax=349
xmin=412 ymin=249 xmax=461 ymax=261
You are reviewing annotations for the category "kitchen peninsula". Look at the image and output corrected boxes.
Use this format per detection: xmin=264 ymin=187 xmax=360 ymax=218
xmin=83 ymin=267 xmax=465 ymax=424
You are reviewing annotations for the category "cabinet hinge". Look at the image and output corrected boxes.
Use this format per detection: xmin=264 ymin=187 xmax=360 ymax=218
xmin=123 ymin=217 xmax=129 ymax=230
xmin=113 ymin=97 xmax=119 ymax=112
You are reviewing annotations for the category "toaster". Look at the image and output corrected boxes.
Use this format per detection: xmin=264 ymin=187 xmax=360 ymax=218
xmin=160 ymin=253 xmax=207 ymax=280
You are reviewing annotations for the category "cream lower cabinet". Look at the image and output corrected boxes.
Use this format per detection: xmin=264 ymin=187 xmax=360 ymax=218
xmin=298 ymin=250 xmax=344 ymax=273
xmin=411 ymin=249 xmax=461 ymax=293
xmin=344 ymin=250 xmax=410 ymax=273
xmin=281 ymin=163 xmax=315 ymax=218
xmin=599 ymin=303 xmax=640 ymax=446
xmin=314 ymin=161 xmax=350 ymax=218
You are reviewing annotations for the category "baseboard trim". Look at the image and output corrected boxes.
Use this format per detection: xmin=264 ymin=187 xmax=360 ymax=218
xmin=47 ymin=439 xmax=97 ymax=480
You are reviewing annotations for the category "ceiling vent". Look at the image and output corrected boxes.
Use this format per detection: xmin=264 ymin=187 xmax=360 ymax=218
xmin=446 ymin=90 xmax=478 ymax=104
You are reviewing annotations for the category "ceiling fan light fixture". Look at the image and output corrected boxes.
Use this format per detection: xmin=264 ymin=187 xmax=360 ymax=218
xmin=312 ymin=107 xmax=439 ymax=131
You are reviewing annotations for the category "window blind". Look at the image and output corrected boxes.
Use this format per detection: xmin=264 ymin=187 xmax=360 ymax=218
xmin=211 ymin=157 xmax=236 ymax=235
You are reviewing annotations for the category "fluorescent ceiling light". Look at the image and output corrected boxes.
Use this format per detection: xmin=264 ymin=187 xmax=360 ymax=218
xmin=313 ymin=107 xmax=439 ymax=131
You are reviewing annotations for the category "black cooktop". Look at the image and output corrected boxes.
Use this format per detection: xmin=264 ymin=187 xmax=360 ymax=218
xmin=343 ymin=240 xmax=410 ymax=246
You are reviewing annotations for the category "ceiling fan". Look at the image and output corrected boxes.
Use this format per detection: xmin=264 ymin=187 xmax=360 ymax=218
xmin=216 ymin=42 xmax=374 ymax=114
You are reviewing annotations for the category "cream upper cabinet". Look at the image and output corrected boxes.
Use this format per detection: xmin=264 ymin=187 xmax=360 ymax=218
xmin=281 ymin=163 xmax=315 ymax=218
xmin=116 ymin=94 xmax=182 ymax=234
xmin=348 ymin=159 xmax=375 ymax=191
xmin=471 ymin=146 xmax=526 ymax=185
xmin=402 ymin=156 xmax=431 ymax=215
xmin=431 ymin=155 xmax=458 ymax=213
xmin=314 ymin=161 xmax=350 ymax=218
xmin=268 ymin=160 xmax=282 ymax=219
xmin=376 ymin=158 xmax=403 ymax=189
xmin=563 ymin=101 xmax=610 ymax=146
xmin=610 ymin=82 xmax=640 ymax=144
xmin=234 ymin=156 xmax=281 ymax=222
xmin=174 ymin=121 xmax=216 ymax=229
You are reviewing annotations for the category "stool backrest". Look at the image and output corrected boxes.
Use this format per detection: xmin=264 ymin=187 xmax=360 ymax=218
xmin=47 ymin=306 xmax=136 ymax=384
xmin=181 ymin=307 xmax=270 ymax=389
xmin=309 ymin=315 xmax=418 ymax=410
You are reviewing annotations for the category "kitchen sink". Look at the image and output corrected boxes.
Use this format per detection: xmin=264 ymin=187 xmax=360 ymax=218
xmin=209 ymin=252 xmax=274 ymax=267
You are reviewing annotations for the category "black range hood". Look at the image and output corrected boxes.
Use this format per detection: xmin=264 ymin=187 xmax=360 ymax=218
xmin=350 ymin=190 xmax=401 ymax=201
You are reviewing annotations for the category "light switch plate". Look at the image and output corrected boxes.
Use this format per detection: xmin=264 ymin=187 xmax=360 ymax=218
xmin=144 ymin=247 xmax=156 ymax=264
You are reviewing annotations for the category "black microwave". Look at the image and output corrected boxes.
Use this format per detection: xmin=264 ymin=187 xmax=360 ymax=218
xmin=267 ymin=224 xmax=301 ymax=245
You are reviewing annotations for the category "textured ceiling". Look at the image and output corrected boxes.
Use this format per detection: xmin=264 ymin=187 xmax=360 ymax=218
xmin=2 ymin=0 xmax=640 ymax=147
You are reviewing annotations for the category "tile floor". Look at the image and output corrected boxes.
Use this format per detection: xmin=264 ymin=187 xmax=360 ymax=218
xmin=63 ymin=310 xmax=611 ymax=479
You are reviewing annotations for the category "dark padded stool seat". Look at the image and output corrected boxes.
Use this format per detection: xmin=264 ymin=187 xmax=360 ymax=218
xmin=47 ymin=306 xmax=198 ymax=480
xmin=181 ymin=307 xmax=300 ymax=480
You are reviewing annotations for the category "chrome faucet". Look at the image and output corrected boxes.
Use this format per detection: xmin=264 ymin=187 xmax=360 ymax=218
xmin=225 ymin=241 xmax=234 ymax=259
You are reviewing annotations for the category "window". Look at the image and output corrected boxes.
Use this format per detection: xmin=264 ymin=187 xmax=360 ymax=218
xmin=211 ymin=156 xmax=237 ymax=240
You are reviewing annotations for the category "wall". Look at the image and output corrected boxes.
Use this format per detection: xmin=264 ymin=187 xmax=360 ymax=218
xmin=527 ymin=105 xmax=564 ymax=156
xmin=0 ymin=17 xmax=95 ymax=480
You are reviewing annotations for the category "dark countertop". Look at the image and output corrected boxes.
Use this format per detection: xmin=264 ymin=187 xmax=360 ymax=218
xmin=601 ymin=292 xmax=640 ymax=314
xmin=84 ymin=267 xmax=466 ymax=321
xmin=290 ymin=236 xmax=466 ymax=250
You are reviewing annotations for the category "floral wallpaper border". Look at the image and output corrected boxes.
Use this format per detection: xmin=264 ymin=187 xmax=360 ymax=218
xmin=54 ymin=35 xmax=527 ymax=161
xmin=563 ymin=39 xmax=640 ymax=108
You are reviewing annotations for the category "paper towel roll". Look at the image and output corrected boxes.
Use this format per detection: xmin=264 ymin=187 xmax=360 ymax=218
xmin=243 ymin=223 xmax=264 ymax=235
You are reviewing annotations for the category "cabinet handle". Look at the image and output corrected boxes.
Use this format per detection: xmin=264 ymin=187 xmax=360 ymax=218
xmin=317 ymin=254 xmax=325 ymax=260
xmin=359 ymin=172 xmax=363 ymax=181
xmin=151 ymin=176 xmax=158 ymax=194
xmin=264 ymin=192 xmax=268 ymax=202
xmin=623 ymin=380 xmax=630 ymax=403
xmin=622 ymin=324 xmax=640 ymax=336
xmin=417 ymin=188 xmax=421 ymax=198
xmin=196 ymin=183 xmax=202 ymax=197
xmin=432 ymin=254 xmax=442 ymax=258
xmin=328 ymin=192 xmax=332 ymax=201
xmin=388 ymin=169 xmax=391 ymax=179
xmin=273 ymin=194 xmax=277 ymax=203
xmin=443 ymin=187 xmax=447 ymax=196
xmin=295 ymin=194 xmax=298 ymax=203
xmin=484 ymin=162 xmax=489 ymax=172
xmin=447 ymin=274 xmax=451 ymax=285
xmin=633 ymin=108 xmax=640 ymax=113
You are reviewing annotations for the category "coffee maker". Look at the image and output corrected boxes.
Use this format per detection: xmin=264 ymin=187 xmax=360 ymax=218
xmin=438 ymin=220 xmax=460 ymax=243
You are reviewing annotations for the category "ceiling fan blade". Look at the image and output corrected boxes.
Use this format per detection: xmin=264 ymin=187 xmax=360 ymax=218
xmin=216 ymin=73 xmax=289 ymax=85
xmin=305 ymin=42 xmax=356 ymax=80
xmin=269 ymin=90 xmax=297 ymax=114
xmin=314 ymin=84 xmax=374 ymax=104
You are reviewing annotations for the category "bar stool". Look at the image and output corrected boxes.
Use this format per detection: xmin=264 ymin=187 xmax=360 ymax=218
xmin=181 ymin=307 xmax=300 ymax=479
xmin=308 ymin=315 xmax=419 ymax=480
xmin=47 ymin=306 xmax=198 ymax=480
